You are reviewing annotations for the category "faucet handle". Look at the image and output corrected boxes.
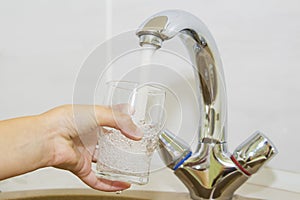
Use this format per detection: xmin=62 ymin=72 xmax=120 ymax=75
xmin=158 ymin=129 xmax=192 ymax=170
xmin=233 ymin=131 xmax=278 ymax=175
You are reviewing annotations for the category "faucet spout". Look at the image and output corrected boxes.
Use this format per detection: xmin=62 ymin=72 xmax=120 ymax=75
xmin=137 ymin=10 xmax=227 ymax=143
xmin=136 ymin=10 xmax=277 ymax=200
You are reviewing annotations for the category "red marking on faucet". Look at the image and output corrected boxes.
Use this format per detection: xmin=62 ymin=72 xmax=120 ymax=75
xmin=230 ymin=155 xmax=252 ymax=176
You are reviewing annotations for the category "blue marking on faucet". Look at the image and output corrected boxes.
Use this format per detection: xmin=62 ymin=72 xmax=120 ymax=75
xmin=173 ymin=151 xmax=192 ymax=170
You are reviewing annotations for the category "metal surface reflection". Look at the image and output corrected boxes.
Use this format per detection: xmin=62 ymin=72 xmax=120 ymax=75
xmin=137 ymin=10 xmax=277 ymax=200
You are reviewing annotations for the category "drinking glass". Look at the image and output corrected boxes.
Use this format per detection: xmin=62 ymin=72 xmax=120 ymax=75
xmin=96 ymin=81 xmax=165 ymax=185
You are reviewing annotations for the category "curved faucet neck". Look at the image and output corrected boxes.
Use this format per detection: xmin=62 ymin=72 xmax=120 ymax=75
xmin=136 ymin=10 xmax=227 ymax=143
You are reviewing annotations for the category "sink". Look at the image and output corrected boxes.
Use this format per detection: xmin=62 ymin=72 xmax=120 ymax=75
xmin=0 ymin=189 xmax=263 ymax=200
xmin=0 ymin=189 xmax=190 ymax=200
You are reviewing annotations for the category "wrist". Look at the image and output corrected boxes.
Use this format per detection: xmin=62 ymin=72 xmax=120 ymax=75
xmin=37 ymin=105 xmax=76 ymax=168
xmin=35 ymin=112 xmax=59 ymax=168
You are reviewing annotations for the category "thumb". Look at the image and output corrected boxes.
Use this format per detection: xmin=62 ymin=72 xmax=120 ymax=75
xmin=94 ymin=105 xmax=143 ymax=141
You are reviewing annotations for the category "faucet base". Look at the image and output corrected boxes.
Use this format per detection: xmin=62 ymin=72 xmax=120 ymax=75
xmin=175 ymin=166 xmax=248 ymax=200
xmin=190 ymin=196 xmax=232 ymax=200
xmin=189 ymin=194 xmax=263 ymax=200
xmin=174 ymin=142 xmax=249 ymax=200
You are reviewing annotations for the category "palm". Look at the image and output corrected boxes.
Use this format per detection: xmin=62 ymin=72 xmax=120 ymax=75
xmin=49 ymin=105 xmax=133 ymax=191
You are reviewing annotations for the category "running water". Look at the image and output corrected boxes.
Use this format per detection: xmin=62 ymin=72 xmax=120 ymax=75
xmin=141 ymin=45 xmax=156 ymax=64
xmin=139 ymin=45 xmax=156 ymax=82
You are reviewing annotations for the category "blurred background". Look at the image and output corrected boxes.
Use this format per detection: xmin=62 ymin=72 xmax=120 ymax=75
xmin=0 ymin=0 xmax=299 ymax=194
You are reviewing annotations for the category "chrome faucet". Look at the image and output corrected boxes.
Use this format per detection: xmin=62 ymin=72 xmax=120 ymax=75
xmin=136 ymin=10 xmax=277 ymax=200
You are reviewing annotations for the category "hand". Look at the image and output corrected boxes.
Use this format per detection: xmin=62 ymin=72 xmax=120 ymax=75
xmin=40 ymin=104 xmax=143 ymax=191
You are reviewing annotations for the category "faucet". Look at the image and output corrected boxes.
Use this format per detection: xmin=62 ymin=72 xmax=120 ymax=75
xmin=136 ymin=10 xmax=277 ymax=200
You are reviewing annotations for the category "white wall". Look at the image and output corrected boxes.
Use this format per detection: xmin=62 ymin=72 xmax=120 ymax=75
xmin=0 ymin=0 xmax=299 ymax=176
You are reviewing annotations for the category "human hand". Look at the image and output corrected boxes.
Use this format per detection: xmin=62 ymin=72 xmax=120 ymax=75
xmin=41 ymin=104 xmax=143 ymax=191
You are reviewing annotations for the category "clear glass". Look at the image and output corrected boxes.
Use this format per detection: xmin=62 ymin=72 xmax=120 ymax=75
xmin=96 ymin=81 xmax=166 ymax=185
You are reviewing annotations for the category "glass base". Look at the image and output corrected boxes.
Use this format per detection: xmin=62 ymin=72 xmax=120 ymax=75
xmin=95 ymin=171 xmax=149 ymax=185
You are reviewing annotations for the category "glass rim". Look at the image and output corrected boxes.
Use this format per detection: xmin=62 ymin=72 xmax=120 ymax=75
xmin=106 ymin=81 xmax=166 ymax=96
xmin=105 ymin=80 xmax=139 ymax=91
xmin=136 ymin=83 xmax=166 ymax=96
